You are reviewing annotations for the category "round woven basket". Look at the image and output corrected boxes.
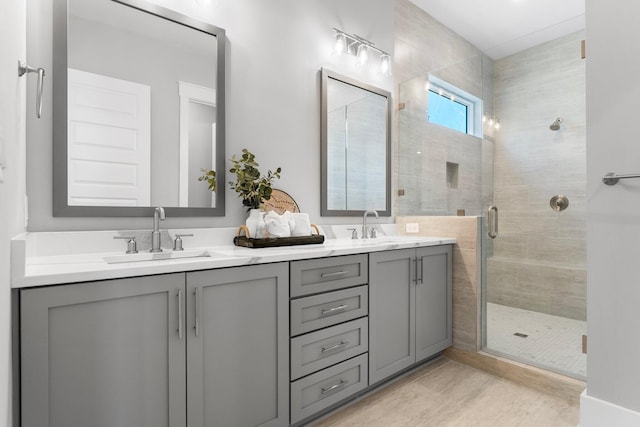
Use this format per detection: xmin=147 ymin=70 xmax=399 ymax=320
xmin=262 ymin=189 xmax=300 ymax=214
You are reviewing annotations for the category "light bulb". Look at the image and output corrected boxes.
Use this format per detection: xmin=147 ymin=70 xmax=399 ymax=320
xmin=380 ymin=54 xmax=391 ymax=76
xmin=334 ymin=32 xmax=347 ymax=55
xmin=482 ymin=114 xmax=487 ymax=123
xmin=494 ymin=120 xmax=501 ymax=130
xmin=356 ymin=44 xmax=369 ymax=67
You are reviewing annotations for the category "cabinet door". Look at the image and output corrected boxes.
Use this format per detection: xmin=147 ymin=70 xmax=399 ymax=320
xmin=186 ymin=263 xmax=289 ymax=427
xmin=368 ymin=248 xmax=416 ymax=385
xmin=20 ymin=274 xmax=187 ymax=427
xmin=415 ymin=245 xmax=453 ymax=362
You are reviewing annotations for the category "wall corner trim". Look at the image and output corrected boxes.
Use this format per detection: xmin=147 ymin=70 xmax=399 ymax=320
xmin=580 ymin=389 xmax=640 ymax=427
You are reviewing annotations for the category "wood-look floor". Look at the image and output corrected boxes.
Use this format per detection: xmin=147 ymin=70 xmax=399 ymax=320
xmin=312 ymin=358 xmax=580 ymax=427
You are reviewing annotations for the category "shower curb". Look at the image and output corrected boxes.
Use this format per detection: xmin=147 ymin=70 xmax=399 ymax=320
xmin=444 ymin=347 xmax=585 ymax=405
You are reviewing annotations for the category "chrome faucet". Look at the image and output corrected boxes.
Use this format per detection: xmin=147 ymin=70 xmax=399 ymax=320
xmin=362 ymin=210 xmax=379 ymax=239
xmin=151 ymin=207 xmax=165 ymax=253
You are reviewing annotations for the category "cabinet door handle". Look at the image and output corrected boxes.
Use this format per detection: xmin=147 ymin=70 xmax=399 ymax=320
xmin=177 ymin=289 xmax=184 ymax=340
xmin=321 ymin=341 xmax=348 ymax=353
xmin=412 ymin=258 xmax=417 ymax=284
xmin=321 ymin=304 xmax=349 ymax=316
xmin=193 ymin=287 xmax=200 ymax=337
xmin=321 ymin=379 xmax=348 ymax=395
xmin=417 ymin=258 xmax=423 ymax=285
xmin=320 ymin=270 xmax=348 ymax=278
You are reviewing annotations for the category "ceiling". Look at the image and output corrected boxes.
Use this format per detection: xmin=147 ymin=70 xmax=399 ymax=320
xmin=408 ymin=0 xmax=585 ymax=59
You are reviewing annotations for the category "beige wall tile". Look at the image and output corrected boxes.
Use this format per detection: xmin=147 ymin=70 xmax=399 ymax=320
xmin=397 ymin=216 xmax=481 ymax=351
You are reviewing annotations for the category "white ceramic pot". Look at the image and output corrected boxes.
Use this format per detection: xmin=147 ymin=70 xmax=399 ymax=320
xmin=245 ymin=209 xmax=264 ymax=238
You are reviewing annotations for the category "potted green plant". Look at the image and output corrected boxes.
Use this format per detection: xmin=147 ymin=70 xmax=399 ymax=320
xmin=199 ymin=149 xmax=282 ymax=236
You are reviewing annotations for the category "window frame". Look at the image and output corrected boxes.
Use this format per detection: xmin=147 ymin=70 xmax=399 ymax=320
xmin=427 ymin=75 xmax=483 ymax=138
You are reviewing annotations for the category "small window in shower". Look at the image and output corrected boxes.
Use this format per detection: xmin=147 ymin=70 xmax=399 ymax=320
xmin=427 ymin=74 xmax=483 ymax=138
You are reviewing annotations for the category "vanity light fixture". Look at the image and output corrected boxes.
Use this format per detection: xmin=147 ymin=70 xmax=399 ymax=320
xmin=334 ymin=32 xmax=347 ymax=55
xmin=356 ymin=43 xmax=369 ymax=67
xmin=332 ymin=28 xmax=392 ymax=76
xmin=380 ymin=54 xmax=391 ymax=75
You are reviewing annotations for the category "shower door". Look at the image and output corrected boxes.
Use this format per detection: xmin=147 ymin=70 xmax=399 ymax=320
xmin=481 ymin=31 xmax=587 ymax=379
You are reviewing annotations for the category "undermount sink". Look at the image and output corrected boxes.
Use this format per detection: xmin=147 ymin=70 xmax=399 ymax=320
xmin=327 ymin=236 xmax=427 ymax=248
xmin=104 ymin=249 xmax=211 ymax=264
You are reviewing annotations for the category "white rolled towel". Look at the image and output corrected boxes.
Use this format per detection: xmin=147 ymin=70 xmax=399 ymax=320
xmin=290 ymin=213 xmax=311 ymax=236
xmin=264 ymin=210 xmax=292 ymax=238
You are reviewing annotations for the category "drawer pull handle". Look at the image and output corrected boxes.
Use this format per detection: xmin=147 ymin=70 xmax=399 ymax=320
xmin=321 ymin=379 xmax=349 ymax=395
xmin=321 ymin=341 xmax=348 ymax=353
xmin=321 ymin=304 xmax=349 ymax=316
xmin=320 ymin=270 xmax=349 ymax=278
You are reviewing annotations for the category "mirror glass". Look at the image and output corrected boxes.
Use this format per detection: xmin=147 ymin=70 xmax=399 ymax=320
xmin=321 ymin=69 xmax=391 ymax=216
xmin=53 ymin=0 xmax=226 ymax=216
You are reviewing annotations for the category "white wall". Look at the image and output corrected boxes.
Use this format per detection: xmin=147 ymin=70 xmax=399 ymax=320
xmin=26 ymin=0 xmax=395 ymax=231
xmin=581 ymin=0 xmax=640 ymax=424
xmin=0 ymin=0 xmax=27 ymax=424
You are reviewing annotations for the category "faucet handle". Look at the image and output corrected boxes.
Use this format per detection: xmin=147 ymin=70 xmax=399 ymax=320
xmin=114 ymin=236 xmax=138 ymax=254
xmin=346 ymin=228 xmax=358 ymax=240
xmin=173 ymin=233 xmax=194 ymax=251
xmin=370 ymin=227 xmax=378 ymax=239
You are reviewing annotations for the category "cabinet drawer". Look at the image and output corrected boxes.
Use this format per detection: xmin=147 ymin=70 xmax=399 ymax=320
xmin=290 ymin=254 xmax=368 ymax=297
xmin=290 ymin=354 xmax=368 ymax=424
xmin=291 ymin=318 xmax=368 ymax=380
xmin=291 ymin=286 xmax=368 ymax=336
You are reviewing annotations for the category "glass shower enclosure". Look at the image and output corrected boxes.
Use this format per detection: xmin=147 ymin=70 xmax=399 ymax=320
xmin=397 ymin=30 xmax=587 ymax=380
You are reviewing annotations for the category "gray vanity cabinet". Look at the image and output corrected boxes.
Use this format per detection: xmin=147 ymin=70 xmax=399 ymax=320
xmin=369 ymin=245 xmax=452 ymax=385
xmin=20 ymin=273 xmax=187 ymax=427
xmin=186 ymin=263 xmax=289 ymax=427
xmin=289 ymin=255 xmax=370 ymax=424
xmin=20 ymin=263 xmax=289 ymax=427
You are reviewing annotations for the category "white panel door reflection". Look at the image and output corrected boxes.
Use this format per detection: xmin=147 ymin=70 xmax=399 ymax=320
xmin=67 ymin=68 xmax=151 ymax=206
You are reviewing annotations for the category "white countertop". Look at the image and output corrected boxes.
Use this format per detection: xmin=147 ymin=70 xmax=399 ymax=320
xmin=11 ymin=227 xmax=455 ymax=288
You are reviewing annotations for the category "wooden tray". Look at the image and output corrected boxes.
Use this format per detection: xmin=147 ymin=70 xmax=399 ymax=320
xmin=234 ymin=234 xmax=325 ymax=248
xmin=234 ymin=224 xmax=324 ymax=248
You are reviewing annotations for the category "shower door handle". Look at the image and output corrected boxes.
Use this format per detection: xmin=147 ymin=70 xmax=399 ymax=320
xmin=488 ymin=206 xmax=498 ymax=239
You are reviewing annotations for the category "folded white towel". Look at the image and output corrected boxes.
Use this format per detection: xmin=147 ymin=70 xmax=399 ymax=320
xmin=290 ymin=213 xmax=311 ymax=236
xmin=264 ymin=210 xmax=292 ymax=238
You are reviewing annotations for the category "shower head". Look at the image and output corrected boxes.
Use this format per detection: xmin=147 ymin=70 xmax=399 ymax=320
xmin=550 ymin=117 xmax=563 ymax=131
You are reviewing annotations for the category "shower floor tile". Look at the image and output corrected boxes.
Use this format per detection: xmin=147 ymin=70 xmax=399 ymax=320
xmin=486 ymin=302 xmax=587 ymax=379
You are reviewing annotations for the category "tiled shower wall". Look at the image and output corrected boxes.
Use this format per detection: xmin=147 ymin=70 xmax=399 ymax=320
xmin=489 ymin=31 xmax=587 ymax=321
xmin=394 ymin=0 xmax=495 ymax=218
xmin=393 ymin=0 xmax=492 ymax=352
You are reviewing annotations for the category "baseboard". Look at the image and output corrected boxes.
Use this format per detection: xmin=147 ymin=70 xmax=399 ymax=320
xmin=444 ymin=347 xmax=585 ymax=405
xmin=580 ymin=389 xmax=640 ymax=427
